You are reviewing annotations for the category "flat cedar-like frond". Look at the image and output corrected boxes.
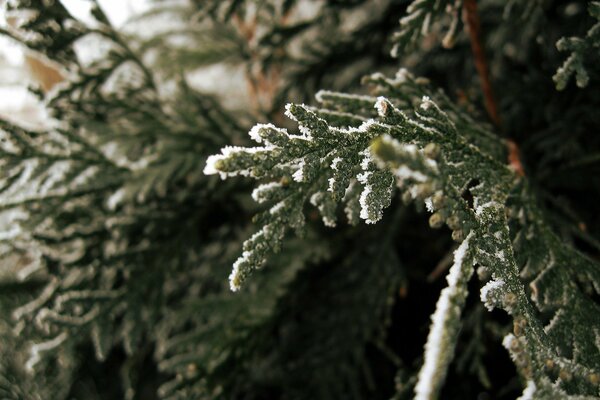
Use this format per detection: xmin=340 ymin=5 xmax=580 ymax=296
xmin=206 ymin=69 xmax=600 ymax=398
xmin=0 ymin=0 xmax=245 ymax=390
xmin=1 ymin=0 xmax=599 ymax=399
xmin=553 ymin=1 xmax=600 ymax=90
xmin=390 ymin=0 xmax=458 ymax=56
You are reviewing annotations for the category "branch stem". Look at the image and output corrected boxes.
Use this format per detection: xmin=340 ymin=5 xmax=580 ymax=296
xmin=463 ymin=0 xmax=500 ymax=127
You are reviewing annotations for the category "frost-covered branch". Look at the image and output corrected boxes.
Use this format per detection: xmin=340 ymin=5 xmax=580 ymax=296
xmin=553 ymin=2 xmax=600 ymax=90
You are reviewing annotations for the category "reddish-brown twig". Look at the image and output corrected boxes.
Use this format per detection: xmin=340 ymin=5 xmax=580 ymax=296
xmin=463 ymin=0 xmax=501 ymax=127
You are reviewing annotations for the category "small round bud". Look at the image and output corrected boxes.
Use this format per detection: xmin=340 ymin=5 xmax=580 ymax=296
xmin=186 ymin=363 xmax=197 ymax=378
xmin=452 ymin=229 xmax=464 ymax=242
xmin=431 ymin=191 xmax=445 ymax=209
xmin=214 ymin=159 xmax=225 ymax=170
xmin=429 ymin=212 xmax=444 ymax=229
xmin=423 ymin=143 xmax=440 ymax=159
xmin=503 ymin=292 xmax=517 ymax=310
xmin=402 ymin=191 xmax=412 ymax=205
xmin=513 ymin=317 xmax=527 ymax=337
xmin=446 ymin=215 xmax=461 ymax=230
xmin=477 ymin=266 xmax=490 ymax=281
xmin=559 ymin=369 xmax=573 ymax=382
xmin=545 ymin=359 xmax=555 ymax=371
xmin=588 ymin=373 xmax=600 ymax=385
xmin=509 ymin=337 xmax=521 ymax=352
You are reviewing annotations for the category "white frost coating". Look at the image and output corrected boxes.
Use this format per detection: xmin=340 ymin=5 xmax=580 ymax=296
xmin=309 ymin=192 xmax=322 ymax=206
xmin=402 ymin=143 xmax=418 ymax=155
xmin=251 ymin=182 xmax=282 ymax=203
xmin=425 ymin=158 xmax=438 ymax=170
xmin=374 ymin=96 xmax=389 ymax=116
xmin=424 ymin=197 xmax=434 ymax=212
xmin=414 ymin=232 xmax=473 ymax=400
xmin=283 ymin=103 xmax=295 ymax=120
xmin=26 ymin=331 xmax=68 ymax=372
xmin=292 ymin=159 xmax=305 ymax=182
xmin=229 ymin=251 xmax=251 ymax=292
xmin=480 ymin=279 xmax=505 ymax=311
xmin=517 ymin=380 xmax=537 ymax=400
xmin=420 ymin=96 xmax=433 ymax=110
xmin=0 ymin=226 xmax=21 ymax=241
xmin=360 ymin=151 xmax=373 ymax=170
xmin=248 ymin=124 xmax=264 ymax=143
xmin=330 ymin=157 xmax=342 ymax=170
xmin=421 ymin=12 xmax=432 ymax=35
xmin=203 ymin=154 xmax=225 ymax=177
xmin=315 ymin=90 xmax=375 ymax=103
xmin=204 ymin=145 xmax=269 ymax=179
xmin=394 ymin=166 xmax=428 ymax=183
xmin=446 ymin=233 xmax=472 ymax=287
xmin=71 ymin=165 xmax=100 ymax=187
xmin=284 ymin=104 xmax=315 ymax=138
xmin=322 ymin=217 xmax=336 ymax=228
xmin=475 ymin=201 xmax=500 ymax=217
xmin=39 ymin=161 xmax=71 ymax=194
xmin=269 ymin=201 xmax=285 ymax=215
xmin=503 ymin=333 xmax=515 ymax=349
xmin=495 ymin=250 xmax=506 ymax=262
xmin=107 ymin=188 xmax=126 ymax=211
xmin=358 ymin=185 xmax=374 ymax=223
xmin=395 ymin=68 xmax=410 ymax=83
xmin=357 ymin=166 xmax=376 ymax=223
xmin=327 ymin=177 xmax=336 ymax=192
xmin=249 ymin=123 xmax=280 ymax=144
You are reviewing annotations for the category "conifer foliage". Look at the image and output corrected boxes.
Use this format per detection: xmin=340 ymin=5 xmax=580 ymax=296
xmin=1 ymin=1 xmax=599 ymax=399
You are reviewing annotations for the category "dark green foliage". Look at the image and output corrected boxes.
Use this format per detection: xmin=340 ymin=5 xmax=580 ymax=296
xmin=0 ymin=0 xmax=599 ymax=399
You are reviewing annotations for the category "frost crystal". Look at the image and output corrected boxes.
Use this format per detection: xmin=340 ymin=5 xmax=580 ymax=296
xmin=480 ymin=279 xmax=505 ymax=311
xmin=415 ymin=232 xmax=474 ymax=400
xmin=292 ymin=159 xmax=305 ymax=182
xmin=517 ymin=380 xmax=537 ymax=400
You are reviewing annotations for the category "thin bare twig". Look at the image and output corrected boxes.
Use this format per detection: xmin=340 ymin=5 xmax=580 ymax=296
xmin=463 ymin=0 xmax=500 ymax=127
